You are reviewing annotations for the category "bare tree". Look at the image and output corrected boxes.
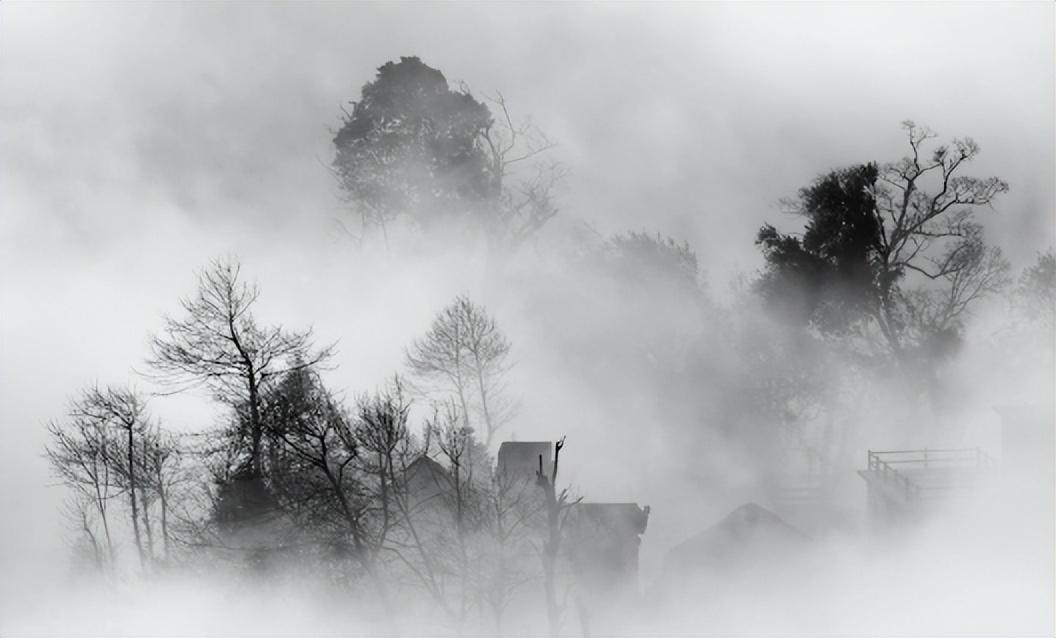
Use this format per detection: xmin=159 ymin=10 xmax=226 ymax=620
xmin=406 ymin=295 xmax=515 ymax=447
xmin=426 ymin=403 xmax=495 ymax=626
xmin=146 ymin=256 xmax=332 ymax=477
xmin=757 ymin=122 xmax=1011 ymax=384
xmin=47 ymin=384 xmax=193 ymax=573
xmin=480 ymin=456 xmax=544 ymax=636
xmin=357 ymin=379 xmax=456 ymax=606
xmin=61 ymin=494 xmax=107 ymax=574
xmin=45 ymin=411 xmax=117 ymax=571
xmin=872 ymin=122 xmax=1011 ymax=362
xmin=261 ymin=367 xmax=380 ymax=584
xmin=535 ymin=437 xmax=580 ymax=638
xmin=430 ymin=406 xmax=473 ymax=612
xmin=480 ymin=91 xmax=566 ymax=252
xmin=139 ymin=425 xmax=183 ymax=563
xmin=67 ymin=385 xmax=153 ymax=569
xmin=155 ymin=430 xmax=235 ymax=564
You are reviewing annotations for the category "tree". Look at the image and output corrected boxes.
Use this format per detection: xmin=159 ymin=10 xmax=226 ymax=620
xmin=480 ymin=91 xmax=565 ymax=250
xmin=45 ymin=385 xmax=174 ymax=572
xmin=45 ymin=400 xmax=118 ymax=572
xmin=424 ymin=404 xmax=499 ymax=627
xmin=71 ymin=386 xmax=153 ymax=569
xmin=147 ymin=256 xmax=332 ymax=478
xmin=534 ymin=437 xmax=580 ymax=638
xmin=599 ymin=231 xmax=701 ymax=290
xmin=139 ymin=425 xmax=184 ymax=563
xmin=1013 ymin=248 xmax=1055 ymax=329
xmin=756 ymin=122 xmax=1010 ymax=381
xmin=258 ymin=366 xmax=384 ymax=585
xmin=353 ymin=377 xmax=439 ymax=613
xmin=478 ymin=457 xmax=543 ymax=636
xmin=406 ymin=295 xmax=515 ymax=447
xmin=333 ymin=56 xmax=561 ymax=249
xmin=61 ymin=494 xmax=108 ymax=575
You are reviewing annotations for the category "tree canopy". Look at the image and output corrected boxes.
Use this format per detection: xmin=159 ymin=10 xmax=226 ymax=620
xmin=333 ymin=57 xmax=496 ymax=235
xmin=1014 ymin=248 xmax=1056 ymax=328
xmin=333 ymin=57 xmax=560 ymax=249
xmin=146 ymin=257 xmax=332 ymax=476
xmin=756 ymin=122 xmax=1010 ymax=376
xmin=405 ymin=295 xmax=514 ymax=447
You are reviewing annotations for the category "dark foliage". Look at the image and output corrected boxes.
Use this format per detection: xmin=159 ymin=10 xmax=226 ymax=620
xmin=333 ymin=57 xmax=496 ymax=232
xmin=755 ymin=163 xmax=882 ymax=333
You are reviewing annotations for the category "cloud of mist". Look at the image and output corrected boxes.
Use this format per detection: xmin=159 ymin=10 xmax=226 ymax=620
xmin=1 ymin=2 xmax=1053 ymax=636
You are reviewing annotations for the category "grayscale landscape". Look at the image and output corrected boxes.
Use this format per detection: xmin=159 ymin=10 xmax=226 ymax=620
xmin=1 ymin=3 xmax=1053 ymax=637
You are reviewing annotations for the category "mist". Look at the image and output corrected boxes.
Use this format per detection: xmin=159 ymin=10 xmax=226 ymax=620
xmin=1 ymin=3 xmax=1053 ymax=637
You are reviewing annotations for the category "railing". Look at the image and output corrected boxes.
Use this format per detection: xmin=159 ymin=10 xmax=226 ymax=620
xmin=865 ymin=448 xmax=992 ymax=501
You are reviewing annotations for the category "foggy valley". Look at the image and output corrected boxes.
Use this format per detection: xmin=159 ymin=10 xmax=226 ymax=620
xmin=1 ymin=3 xmax=1053 ymax=637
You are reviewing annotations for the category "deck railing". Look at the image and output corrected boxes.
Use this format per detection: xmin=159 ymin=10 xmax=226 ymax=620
xmin=865 ymin=448 xmax=992 ymax=501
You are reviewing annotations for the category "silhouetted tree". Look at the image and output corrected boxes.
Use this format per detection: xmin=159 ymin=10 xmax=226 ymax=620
xmin=757 ymin=122 xmax=1010 ymax=381
xmin=354 ymin=377 xmax=431 ymax=610
xmin=46 ymin=385 xmax=171 ymax=571
xmin=139 ymin=426 xmax=183 ymax=563
xmin=45 ymin=402 xmax=119 ymax=571
xmin=72 ymin=386 xmax=152 ymax=569
xmin=333 ymin=56 xmax=561 ymax=249
xmin=259 ymin=367 xmax=382 ymax=585
xmin=147 ymin=256 xmax=332 ymax=478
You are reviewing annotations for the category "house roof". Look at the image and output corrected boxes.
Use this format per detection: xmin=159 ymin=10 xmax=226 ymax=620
xmin=406 ymin=455 xmax=450 ymax=482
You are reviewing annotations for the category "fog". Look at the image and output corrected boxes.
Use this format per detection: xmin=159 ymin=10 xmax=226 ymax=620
xmin=1 ymin=3 xmax=1053 ymax=637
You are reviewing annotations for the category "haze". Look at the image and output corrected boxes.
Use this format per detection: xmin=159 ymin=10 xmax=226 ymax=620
xmin=1 ymin=3 xmax=1053 ymax=637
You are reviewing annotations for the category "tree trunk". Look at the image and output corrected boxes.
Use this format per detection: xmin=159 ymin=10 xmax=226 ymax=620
xmin=126 ymin=426 xmax=145 ymax=570
xmin=537 ymin=446 xmax=565 ymax=638
xmin=158 ymin=474 xmax=170 ymax=561
xmin=139 ymin=485 xmax=155 ymax=566
xmin=248 ymin=373 xmax=262 ymax=476
xmin=475 ymin=369 xmax=495 ymax=447
xmin=95 ymin=461 xmax=116 ymax=570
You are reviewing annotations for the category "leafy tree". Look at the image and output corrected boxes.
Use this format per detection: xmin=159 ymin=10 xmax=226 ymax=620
xmin=600 ymin=231 xmax=700 ymax=290
xmin=564 ymin=229 xmax=709 ymax=407
xmin=756 ymin=122 xmax=1010 ymax=378
xmin=756 ymin=164 xmax=882 ymax=333
xmin=333 ymin=56 xmax=560 ymax=249
xmin=1014 ymin=248 xmax=1055 ymax=328
xmin=406 ymin=295 xmax=515 ymax=447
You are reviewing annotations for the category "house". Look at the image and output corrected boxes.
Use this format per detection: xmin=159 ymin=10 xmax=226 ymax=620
xmin=568 ymin=502 xmax=651 ymax=597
